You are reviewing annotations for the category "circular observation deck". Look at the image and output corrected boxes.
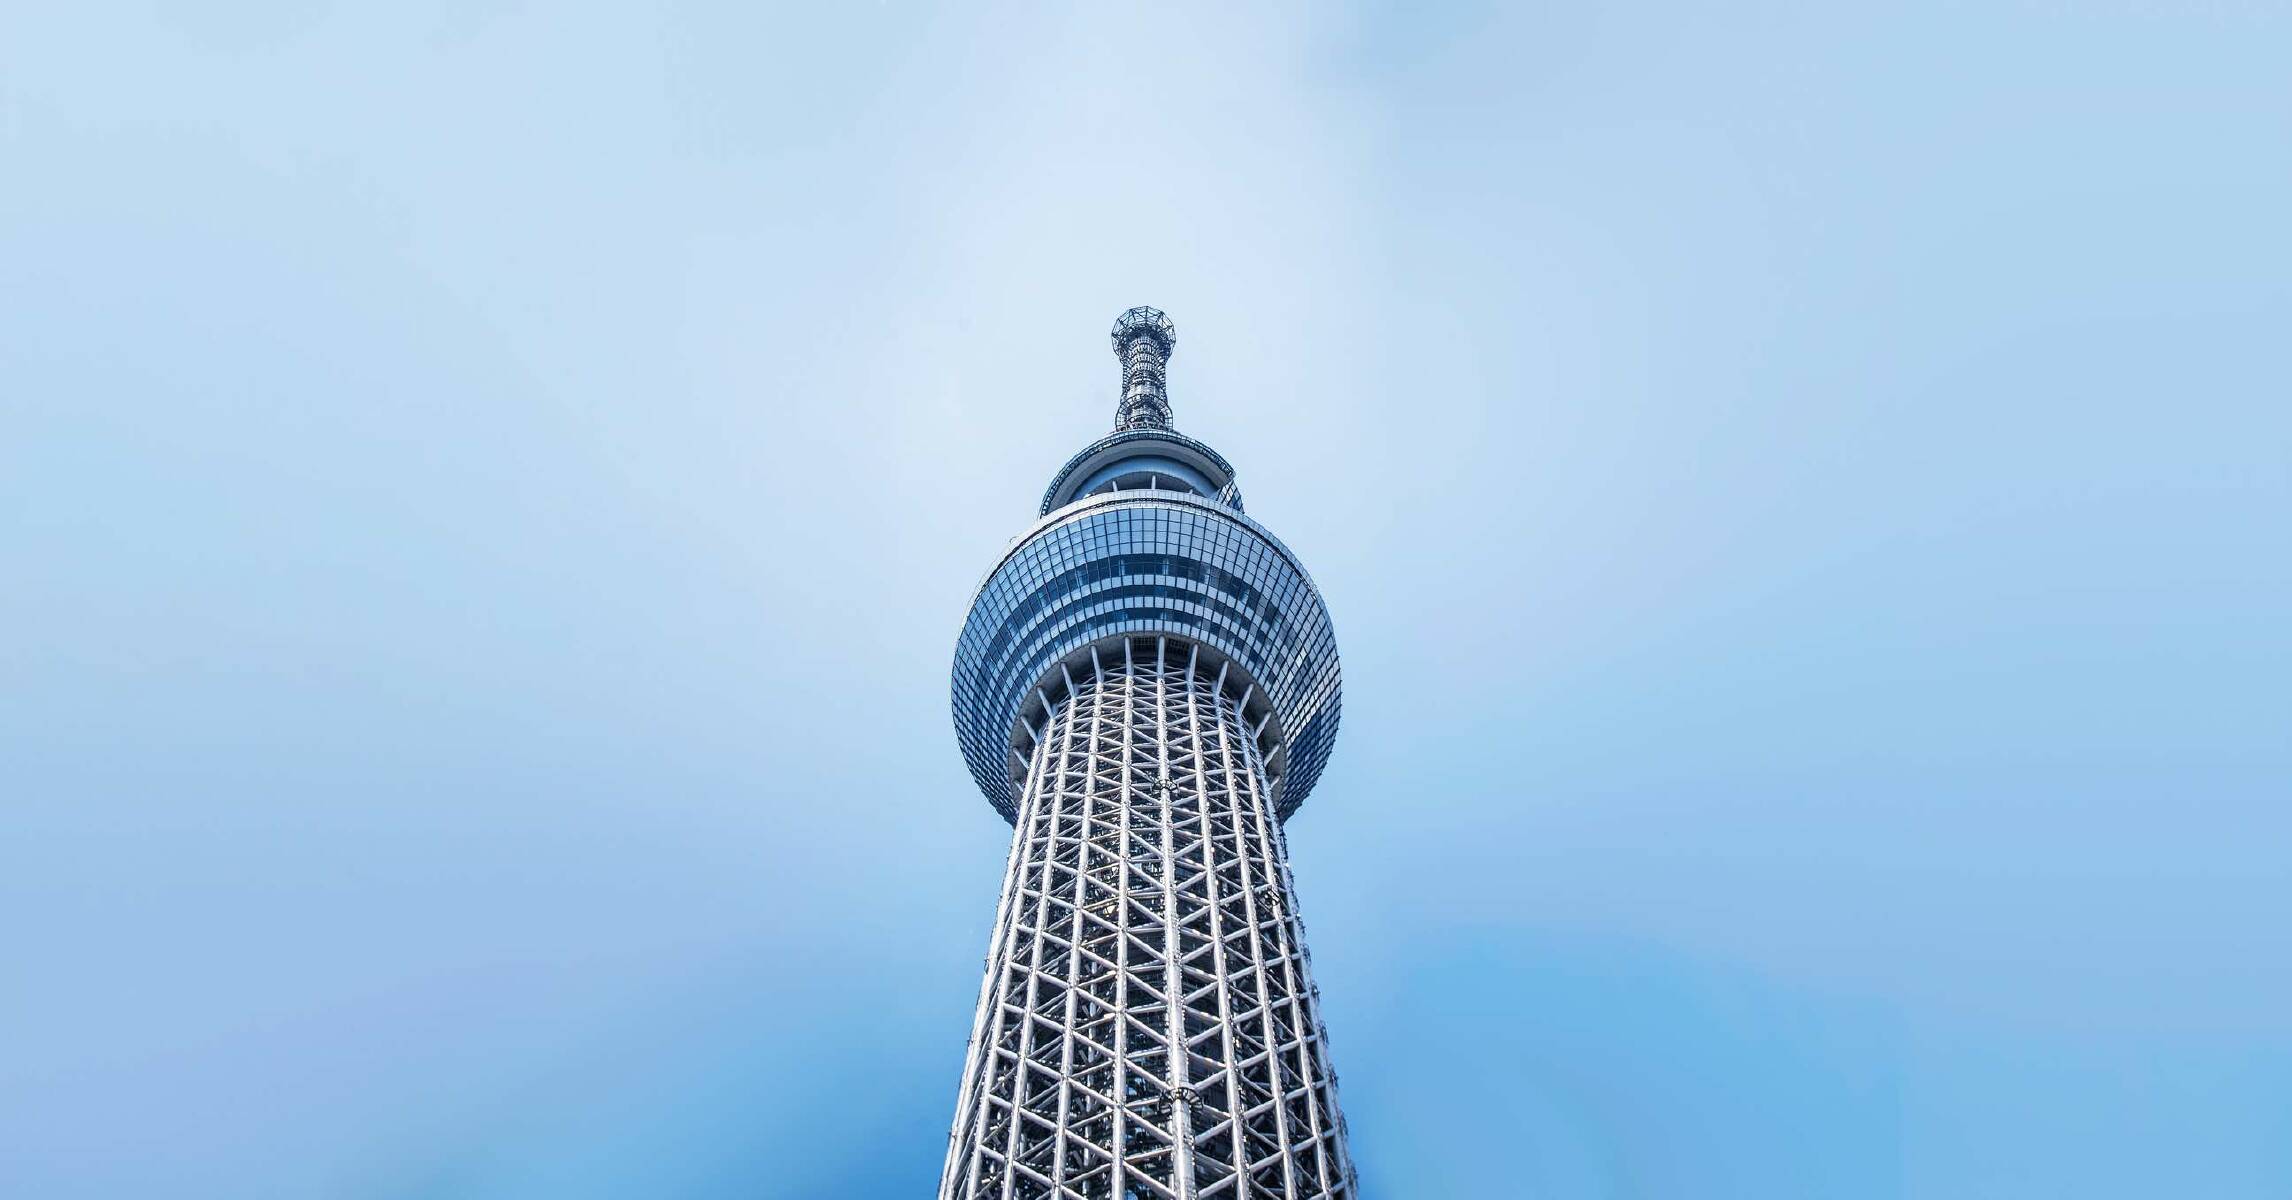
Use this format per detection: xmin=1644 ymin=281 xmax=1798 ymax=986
xmin=952 ymin=489 xmax=1341 ymax=824
xmin=1038 ymin=428 xmax=1243 ymax=516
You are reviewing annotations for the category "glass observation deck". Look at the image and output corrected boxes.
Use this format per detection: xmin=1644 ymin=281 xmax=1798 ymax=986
xmin=952 ymin=485 xmax=1340 ymax=824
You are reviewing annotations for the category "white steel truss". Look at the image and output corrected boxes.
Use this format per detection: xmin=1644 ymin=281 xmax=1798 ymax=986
xmin=942 ymin=636 xmax=1355 ymax=1200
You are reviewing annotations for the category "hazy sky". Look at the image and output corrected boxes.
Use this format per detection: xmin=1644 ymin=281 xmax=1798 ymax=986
xmin=5 ymin=3 xmax=2288 ymax=1197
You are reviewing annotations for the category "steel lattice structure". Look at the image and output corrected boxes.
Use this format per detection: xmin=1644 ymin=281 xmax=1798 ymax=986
xmin=946 ymin=310 xmax=1354 ymax=1198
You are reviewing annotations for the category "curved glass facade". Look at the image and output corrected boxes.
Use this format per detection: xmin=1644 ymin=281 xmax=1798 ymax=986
xmin=952 ymin=488 xmax=1340 ymax=824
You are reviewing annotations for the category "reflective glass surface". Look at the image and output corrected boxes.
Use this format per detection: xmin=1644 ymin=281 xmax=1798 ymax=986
xmin=953 ymin=489 xmax=1340 ymax=822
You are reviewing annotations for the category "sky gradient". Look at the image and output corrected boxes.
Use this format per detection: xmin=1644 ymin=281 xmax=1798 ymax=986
xmin=5 ymin=3 xmax=2289 ymax=1196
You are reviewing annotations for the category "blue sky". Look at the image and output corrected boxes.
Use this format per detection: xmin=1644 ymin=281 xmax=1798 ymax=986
xmin=4 ymin=3 xmax=2287 ymax=1196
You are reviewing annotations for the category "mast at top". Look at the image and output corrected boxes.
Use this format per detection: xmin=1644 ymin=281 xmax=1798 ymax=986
xmin=1110 ymin=306 xmax=1177 ymax=432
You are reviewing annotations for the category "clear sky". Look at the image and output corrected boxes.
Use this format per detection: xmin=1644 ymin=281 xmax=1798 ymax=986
xmin=4 ymin=3 xmax=2287 ymax=1197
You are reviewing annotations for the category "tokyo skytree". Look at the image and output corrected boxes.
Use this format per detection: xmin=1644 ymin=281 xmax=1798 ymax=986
xmin=943 ymin=308 xmax=1355 ymax=1199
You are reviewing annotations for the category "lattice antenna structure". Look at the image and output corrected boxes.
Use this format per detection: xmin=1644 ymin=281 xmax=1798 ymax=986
xmin=946 ymin=309 xmax=1354 ymax=1198
xmin=1111 ymin=306 xmax=1178 ymax=432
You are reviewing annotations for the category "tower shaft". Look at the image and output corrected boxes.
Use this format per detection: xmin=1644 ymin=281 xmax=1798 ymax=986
xmin=942 ymin=638 xmax=1352 ymax=1199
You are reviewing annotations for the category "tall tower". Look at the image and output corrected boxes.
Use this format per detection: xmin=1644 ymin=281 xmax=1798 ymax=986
xmin=944 ymin=309 xmax=1354 ymax=1199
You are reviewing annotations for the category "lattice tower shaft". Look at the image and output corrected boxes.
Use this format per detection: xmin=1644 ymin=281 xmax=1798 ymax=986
xmin=941 ymin=638 xmax=1355 ymax=1200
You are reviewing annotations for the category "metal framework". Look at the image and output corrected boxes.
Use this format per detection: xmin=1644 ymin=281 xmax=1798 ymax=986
xmin=946 ymin=309 xmax=1353 ymax=1198
xmin=943 ymin=638 xmax=1353 ymax=1199
xmin=1112 ymin=306 xmax=1178 ymax=432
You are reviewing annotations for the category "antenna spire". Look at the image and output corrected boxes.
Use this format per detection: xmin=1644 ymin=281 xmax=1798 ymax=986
xmin=1110 ymin=306 xmax=1177 ymax=431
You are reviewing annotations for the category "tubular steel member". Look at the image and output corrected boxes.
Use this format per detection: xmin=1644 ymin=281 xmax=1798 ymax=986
xmin=943 ymin=310 xmax=1354 ymax=1199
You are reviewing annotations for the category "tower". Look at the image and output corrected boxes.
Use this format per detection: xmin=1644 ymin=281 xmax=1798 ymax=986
xmin=944 ymin=308 xmax=1354 ymax=1198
